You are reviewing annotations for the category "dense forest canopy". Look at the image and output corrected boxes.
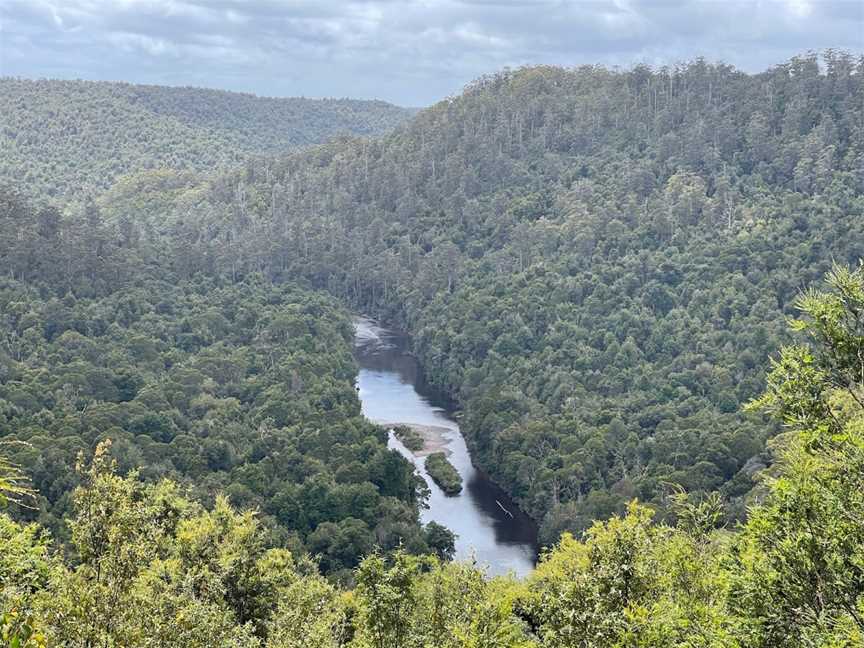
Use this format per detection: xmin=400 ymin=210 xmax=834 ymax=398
xmin=0 ymin=78 xmax=413 ymax=202
xmin=82 ymin=51 xmax=863 ymax=542
xmin=1 ymin=51 xmax=863 ymax=646
xmin=3 ymin=264 xmax=863 ymax=646
xmin=0 ymin=185 xmax=454 ymax=582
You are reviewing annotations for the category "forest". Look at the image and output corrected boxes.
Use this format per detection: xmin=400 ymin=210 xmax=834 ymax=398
xmin=3 ymin=265 xmax=862 ymax=646
xmin=0 ymin=185 xmax=454 ymax=582
xmin=1 ymin=51 xmax=863 ymax=645
xmin=62 ymin=51 xmax=862 ymax=543
xmin=0 ymin=78 xmax=412 ymax=203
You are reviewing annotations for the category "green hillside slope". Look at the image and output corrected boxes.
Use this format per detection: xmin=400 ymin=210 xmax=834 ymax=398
xmin=0 ymin=78 xmax=413 ymax=201
xmin=0 ymin=186 xmax=451 ymax=581
xmin=3 ymin=264 xmax=863 ymax=646
xmin=103 ymin=52 xmax=864 ymax=542
xmin=1 ymin=51 xmax=863 ymax=646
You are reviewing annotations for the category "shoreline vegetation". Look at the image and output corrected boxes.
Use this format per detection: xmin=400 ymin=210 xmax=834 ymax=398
xmin=383 ymin=421 xmax=465 ymax=495
xmin=425 ymin=452 xmax=463 ymax=495
xmin=392 ymin=424 xmax=425 ymax=452
xmin=3 ymin=51 xmax=863 ymax=647
xmin=386 ymin=422 xmax=453 ymax=457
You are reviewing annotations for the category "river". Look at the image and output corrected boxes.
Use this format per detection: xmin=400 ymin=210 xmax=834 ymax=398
xmin=354 ymin=317 xmax=538 ymax=577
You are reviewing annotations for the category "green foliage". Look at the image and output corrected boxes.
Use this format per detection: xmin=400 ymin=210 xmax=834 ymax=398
xmin=393 ymin=425 xmax=425 ymax=452
xmin=354 ymin=552 xmax=421 ymax=647
xmin=1 ymin=261 xmax=864 ymax=644
xmin=0 ymin=190 xmax=436 ymax=571
xmin=265 ymin=575 xmax=348 ymax=648
xmin=423 ymin=521 xmax=456 ymax=562
xmin=527 ymin=502 xmax=736 ymax=647
xmin=81 ymin=51 xmax=863 ymax=544
xmin=0 ymin=78 xmax=412 ymax=202
xmin=425 ymin=452 xmax=463 ymax=495
xmin=731 ymin=421 xmax=864 ymax=647
xmin=0 ymin=610 xmax=46 ymax=648
xmin=353 ymin=552 xmax=534 ymax=647
xmin=0 ymin=514 xmax=54 ymax=648
xmin=0 ymin=444 xmax=34 ymax=508
xmin=732 ymin=264 xmax=864 ymax=647
xmin=10 ymin=448 xmax=278 ymax=645
xmin=2 ymin=53 xmax=864 ymax=646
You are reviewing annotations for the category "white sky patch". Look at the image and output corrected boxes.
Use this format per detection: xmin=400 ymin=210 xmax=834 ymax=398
xmin=783 ymin=0 xmax=813 ymax=19
xmin=108 ymin=31 xmax=179 ymax=57
xmin=454 ymin=24 xmax=509 ymax=49
xmin=48 ymin=4 xmax=64 ymax=28
xmin=225 ymin=9 xmax=248 ymax=25
xmin=186 ymin=42 xmax=261 ymax=65
xmin=193 ymin=33 xmax=235 ymax=47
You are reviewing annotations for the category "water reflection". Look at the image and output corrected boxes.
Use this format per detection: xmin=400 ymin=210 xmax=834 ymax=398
xmin=354 ymin=317 xmax=538 ymax=577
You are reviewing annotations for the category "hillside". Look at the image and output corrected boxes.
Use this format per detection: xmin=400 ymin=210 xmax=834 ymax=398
xmin=1 ymin=51 xmax=863 ymax=646
xmin=3 ymin=264 xmax=863 ymax=646
xmin=0 ymin=78 xmax=413 ymax=201
xmin=0 ymin=186 xmax=449 ymax=582
xmin=97 ymin=52 xmax=863 ymax=542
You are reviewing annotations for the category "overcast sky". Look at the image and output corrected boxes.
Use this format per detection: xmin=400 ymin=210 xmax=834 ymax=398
xmin=1 ymin=0 xmax=861 ymax=106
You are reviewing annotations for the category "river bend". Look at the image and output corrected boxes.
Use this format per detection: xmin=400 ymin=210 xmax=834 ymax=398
xmin=354 ymin=317 xmax=538 ymax=577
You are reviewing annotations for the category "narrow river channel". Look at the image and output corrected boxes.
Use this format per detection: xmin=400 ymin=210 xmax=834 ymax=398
xmin=354 ymin=317 xmax=538 ymax=577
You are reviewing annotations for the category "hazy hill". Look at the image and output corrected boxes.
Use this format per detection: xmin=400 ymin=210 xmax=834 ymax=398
xmin=0 ymin=77 xmax=413 ymax=201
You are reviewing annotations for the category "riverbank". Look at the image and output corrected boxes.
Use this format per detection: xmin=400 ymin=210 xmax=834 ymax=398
xmin=378 ymin=422 xmax=453 ymax=457
xmin=354 ymin=315 xmax=539 ymax=575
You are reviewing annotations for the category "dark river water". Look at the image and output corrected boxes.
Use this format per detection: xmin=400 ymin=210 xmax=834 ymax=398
xmin=354 ymin=317 xmax=538 ymax=577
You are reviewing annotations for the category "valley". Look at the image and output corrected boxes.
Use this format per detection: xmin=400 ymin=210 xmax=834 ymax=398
xmin=1 ymin=48 xmax=863 ymax=646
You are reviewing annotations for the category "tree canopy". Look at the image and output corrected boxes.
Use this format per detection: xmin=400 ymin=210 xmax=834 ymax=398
xmin=2 ymin=264 xmax=863 ymax=646
xmin=55 ymin=51 xmax=863 ymax=543
xmin=0 ymin=78 xmax=412 ymax=202
xmin=1 ymin=52 xmax=863 ymax=646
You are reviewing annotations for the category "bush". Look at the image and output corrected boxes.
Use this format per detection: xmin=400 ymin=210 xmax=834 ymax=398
xmin=425 ymin=453 xmax=462 ymax=495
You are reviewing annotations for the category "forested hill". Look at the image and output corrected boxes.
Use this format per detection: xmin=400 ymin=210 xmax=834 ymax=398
xmin=0 ymin=77 xmax=413 ymax=201
xmin=103 ymin=52 xmax=864 ymax=543
xmin=0 ymin=184 xmax=456 ymax=583
xmin=2 ymin=52 xmax=864 ymax=646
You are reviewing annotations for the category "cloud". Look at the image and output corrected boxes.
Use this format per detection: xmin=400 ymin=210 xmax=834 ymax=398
xmin=0 ymin=0 xmax=861 ymax=105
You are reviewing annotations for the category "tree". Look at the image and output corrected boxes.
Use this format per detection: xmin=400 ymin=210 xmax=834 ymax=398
xmin=0 ymin=482 xmax=53 ymax=648
xmin=354 ymin=552 xmax=420 ymax=648
xmin=424 ymin=521 xmax=456 ymax=561
xmin=733 ymin=264 xmax=864 ymax=647
xmin=266 ymin=576 xmax=348 ymax=648
xmin=0 ymin=444 xmax=34 ymax=509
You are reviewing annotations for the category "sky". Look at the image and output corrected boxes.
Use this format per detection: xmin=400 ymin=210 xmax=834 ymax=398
xmin=1 ymin=0 xmax=861 ymax=106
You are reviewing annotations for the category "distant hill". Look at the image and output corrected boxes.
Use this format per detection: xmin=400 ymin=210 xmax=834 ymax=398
xmin=0 ymin=78 xmax=413 ymax=201
xmin=6 ymin=54 xmax=860 ymax=545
